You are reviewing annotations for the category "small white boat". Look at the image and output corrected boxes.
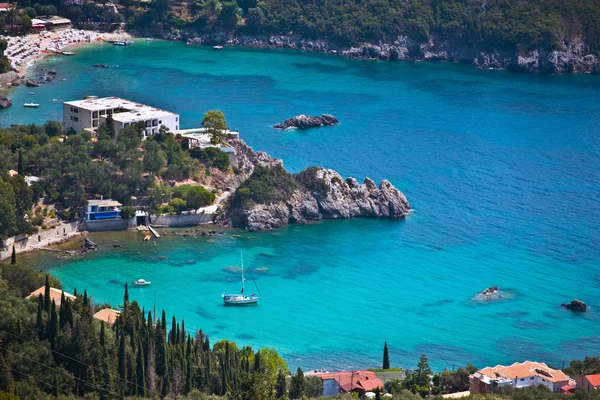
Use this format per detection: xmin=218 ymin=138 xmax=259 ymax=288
xmin=62 ymin=51 xmax=75 ymax=56
xmin=133 ymin=279 xmax=151 ymax=286
xmin=28 ymin=91 xmax=35 ymax=95
xmin=222 ymin=253 xmax=260 ymax=305
xmin=23 ymin=103 xmax=39 ymax=108
xmin=213 ymin=45 xmax=223 ymax=50
xmin=147 ymin=38 xmax=154 ymax=42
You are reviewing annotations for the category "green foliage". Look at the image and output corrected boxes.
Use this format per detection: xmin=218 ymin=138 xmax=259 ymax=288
xmin=120 ymin=205 xmax=137 ymax=219
xmin=168 ymin=197 xmax=187 ymax=214
xmin=234 ymin=165 xmax=298 ymax=206
xmin=0 ymin=178 xmax=17 ymax=238
xmin=295 ymin=166 xmax=328 ymax=196
xmin=189 ymin=146 xmax=230 ymax=171
xmin=173 ymin=184 xmax=216 ymax=209
xmin=289 ymin=367 xmax=305 ymax=399
xmin=202 ymin=110 xmax=228 ymax=145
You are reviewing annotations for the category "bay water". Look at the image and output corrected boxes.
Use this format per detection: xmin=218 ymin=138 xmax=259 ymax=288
xmin=7 ymin=41 xmax=600 ymax=371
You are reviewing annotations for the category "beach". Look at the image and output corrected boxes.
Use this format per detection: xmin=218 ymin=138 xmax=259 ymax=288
xmin=1 ymin=29 xmax=131 ymax=78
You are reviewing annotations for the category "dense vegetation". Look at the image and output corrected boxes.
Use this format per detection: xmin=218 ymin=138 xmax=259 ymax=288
xmin=0 ymin=121 xmax=231 ymax=238
xmin=234 ymin=165 xmax=298 ymax=207
xmin=120 ymin=0 xmax=600 ymax=53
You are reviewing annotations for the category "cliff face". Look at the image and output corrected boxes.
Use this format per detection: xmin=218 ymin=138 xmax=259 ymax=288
xmin=178 ymin=32 xmax=600 ymax=74
xmin=229 ymin=167 xmax=411 ymax=231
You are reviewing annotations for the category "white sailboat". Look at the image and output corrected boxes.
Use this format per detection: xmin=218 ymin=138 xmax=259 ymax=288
xmin=222 ymin=254 xmax=259 ymax=305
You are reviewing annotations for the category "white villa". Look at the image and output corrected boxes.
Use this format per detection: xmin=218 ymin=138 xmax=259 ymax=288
xmin=63 ymin=97 xmax=180 ymax=138
xmin=85 ymin=199 xmax=122 ymax=221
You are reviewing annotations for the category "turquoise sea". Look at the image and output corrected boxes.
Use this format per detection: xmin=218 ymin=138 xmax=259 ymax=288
xmin=5 ymin=41 xmax=600 ymax=371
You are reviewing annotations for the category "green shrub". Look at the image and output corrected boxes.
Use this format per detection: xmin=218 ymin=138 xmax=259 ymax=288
xmin=173 ymin=185 xmax=216 ymax=209
xmin=189 ymin=146 xmax=230 ymax=171
xmin=168 ymin=198 xmax=187 ymax=214
xmin=234 ymin=165 xmax=297 ymax=206
xmin=296 ymin=166 xmax=329 ymax=196
xmin=121 ymin=206 xmax=137 ymax=219
xmin=41 ymin=224 xmax=47 ymax=230
xmin=331 ymin=176 xmax=342 ymax=185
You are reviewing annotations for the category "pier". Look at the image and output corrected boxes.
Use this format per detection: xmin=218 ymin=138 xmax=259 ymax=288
xmin=148 ymin=226 xmax=161 ymax=238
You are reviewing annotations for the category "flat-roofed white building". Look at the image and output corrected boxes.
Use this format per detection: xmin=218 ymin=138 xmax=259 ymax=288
xmin=63 ymin=96 xmax=180 ymax=138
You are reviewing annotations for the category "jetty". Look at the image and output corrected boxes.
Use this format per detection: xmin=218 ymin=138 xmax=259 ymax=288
xmin=148 ymin=226 xmax=161 ymax=238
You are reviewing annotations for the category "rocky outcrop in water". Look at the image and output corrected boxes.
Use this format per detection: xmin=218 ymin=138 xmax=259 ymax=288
xmin=229 ymin=166 xmax=410 ymax=231
xmin=26 ymin=79 xmax=40 ymax=87
xmin=0 ymin=95 xmax=12 ymax=108
xmin=562 ymin=299 xmax=587 ymax=312
xmin=93 ymin=64 xmax=109 ymax=68
xmin=274 ymin=114 xmax=339 ymax=129
xmin=174 ymin=32 xmax=600 ymax=74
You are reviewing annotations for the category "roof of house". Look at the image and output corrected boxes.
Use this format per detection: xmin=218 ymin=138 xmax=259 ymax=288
xmin=93 ymin=308 xmax=121 ymax=325
xmin=586 ymin=374 xmax=600 ymax=388
xmin=88 ymin=199 xmax=122 ymax=207
xmin=313 ymin=371 xmax=383 ymax=392
xmin=26 ymin=286 xmax=76 ymax=306
xmin=0 ymin=3 xmax=13 ymax=8
xmin=475 ymin=361 xmax=571 ymax=384
xmin=64 ymin=97 xmax=177 ymax=119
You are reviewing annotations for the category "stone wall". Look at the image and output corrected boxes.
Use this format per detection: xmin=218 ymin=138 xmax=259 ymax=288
xmin=0 ymin=221 xmax=80 ymax=260
xmin=82 ymin=218 xmax=137 ymax=232
xmin=150 ymin=213 xmax=216 ymax=227
xmin=0 ymin=71 xmax=18 ymax=86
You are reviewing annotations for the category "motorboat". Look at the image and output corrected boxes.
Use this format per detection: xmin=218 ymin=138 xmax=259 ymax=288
xmin=62 ymin=51 xmax=75 ymax=56
xmin=23 ymin=103 xmax=39 ymax=108
xmin=133 ymin=279 xmax=151 ymax=286
xmin=222 ymin=253 xmax=260 ymax=305
xmin=213 ymin=45 xmax=223 ymax=50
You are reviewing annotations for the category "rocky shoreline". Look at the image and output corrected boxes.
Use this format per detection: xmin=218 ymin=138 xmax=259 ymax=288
xmin=171 ymin=32 xmax=600 ymax=74
xmin=221 ymin=138 xmax=411 ymax=231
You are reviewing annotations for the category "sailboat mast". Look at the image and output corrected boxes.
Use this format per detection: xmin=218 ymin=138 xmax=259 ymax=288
xmin=241 ymin=253 xmax=245 ymax=294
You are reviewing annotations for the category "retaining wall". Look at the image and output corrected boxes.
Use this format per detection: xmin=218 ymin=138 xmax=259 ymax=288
xmin=0 ymin=221 xmax=80 ymax=260
xmin=82 ymin=218 xmax=137 ymax=232
xmin=151 ymin=213 xmax=216 ymax=227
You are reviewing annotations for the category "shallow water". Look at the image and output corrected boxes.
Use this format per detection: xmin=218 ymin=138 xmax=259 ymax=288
xmin=11 ymin=41 xmax=600 ymax=371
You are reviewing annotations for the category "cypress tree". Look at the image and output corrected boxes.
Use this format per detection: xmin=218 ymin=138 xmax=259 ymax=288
xmin=136 ymin=342 xmax=146 ymax=397
xmin=99 ymin=321 xmax=105 ymax=347
xmin=383 ymin=341 xmax=390 ymax=370
xmin=176 ymin=323 xmax=180 ymax=346
xmin=48 ymin=300 xmax=58 ymax=344
xmin=10 ymin=246 xmax=16 ymax=264
xmin=44 ymin=275 xmax=51 ymax=312
xmin=64 ymin=299 xmax=73 ymax=327
xmin=276 ymin=369 xmax=286 ymax=399
xmin=83 ymin=290 xmax=89 ymax=309
xmin=185 ymin=360 xmax=191 ymax=394
xmin=17 ymin=148 xmax=23 ymax=175
xmin=171 ymin=316 xmax=176 ymax=345
xmin=289 ymin=367 xmax=306 ymax=400
xmin=203 ymin=336 xmax=210 ymax=352
xmin=124 ymin=282 xmax=129 ymax=303
xmin=147 ymin=311 xmax=153 ymax=332
xmin=181 ymin=318 xmax=185 ymax=344
xmin=59 ymin=292 xmax=66 ymax=328
xmin=118 ymin=333 xmax=126 ymax=393
xmin=161 ymin=310 xmax=167 ymax=334
xmin=35 ymin=302 xmax=43 ymax=339
xmin=254 ymin=350 xmax=261 ymax=372
xmin=73 ymin=287 xmax=77 ymax=297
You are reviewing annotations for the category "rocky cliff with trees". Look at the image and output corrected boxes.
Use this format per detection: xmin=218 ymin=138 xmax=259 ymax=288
xmin=126 ymin=0 xmax=600 ymax=73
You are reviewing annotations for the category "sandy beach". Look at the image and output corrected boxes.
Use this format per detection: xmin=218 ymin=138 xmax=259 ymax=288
xmin=1 ymin=29 xmax=132 ymax=78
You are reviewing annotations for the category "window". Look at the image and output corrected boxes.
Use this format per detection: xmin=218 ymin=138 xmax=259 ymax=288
xmin=152 ymin=119 xmax=158 ymax=126
xmin=92 ymin=120 xmax=98 ymax=127
xmin=176 ymin=117 xmax=178 ymax=122
xmin=73 ymin=116 xmax=79 ymax=122
xmin=152 ymin=128 xmax=156 ymax=134
xmin=176 ymin=125 xmax=179 ymax=130
xmin=159 ymin=120 xmax=162 ymax=124
xmin=92 ymin=111 xmax=98 ymax=118
xmin=100 ymin=110 xmax=106 ymax=116
xmin=107 ymin=109 xmax=113 ymax=115
xmin=542 ymin=379 xmax=546 ymax=382
xmin=520 ymin=379 xmax=525 ymax=382
xmin=145 ymin=120 xmax=151 ymax=127
xmin=530 ymin=377 xmax=534 ymax=380
xmin=73 ymin=108 xmax=78 ymax=114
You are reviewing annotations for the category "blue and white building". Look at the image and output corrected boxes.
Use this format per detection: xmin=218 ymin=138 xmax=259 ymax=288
xmin=85 ymin=199 xmax=122 ymax=221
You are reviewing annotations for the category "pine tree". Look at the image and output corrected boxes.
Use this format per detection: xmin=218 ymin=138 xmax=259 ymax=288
xmin=17 ymin=148 xmax=23 ymax=175
xmin=48 ymin=300 xmax=58 ymax=344
xmin=136 ymin=341 xmax=146 ymax=397
xmin=276 ymin=369 xmax=286 ymax=399
xmin=289 ymin=367 xmax=305 ymax=399
xmin=383 ymin=341 xmax=390 ymax=370
xmin=99 ymin=321 xmax=105 ymax=347
xmin=416 ymin=353 xmax=432 ymax=396
xmin=43 ymin=275 xmax=51 ymax=312
xmin=118 ymin=333 xmax=126 ymax=394
xmin=10 ymin=246 xmax=16 ymax=265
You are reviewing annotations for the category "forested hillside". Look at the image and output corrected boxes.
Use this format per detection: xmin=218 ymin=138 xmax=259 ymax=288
xmin=126 ymin=0 xmax=600 ymax=53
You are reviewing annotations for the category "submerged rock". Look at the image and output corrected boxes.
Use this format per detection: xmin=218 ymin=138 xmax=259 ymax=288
xmin=48 ymin=69 xmax=57 ymax=75
xmin=274 ymin=114 xmax=339 ymax=129
xmin=26 ymin=79 xmax=40 ymax=87
xmin=562 ymin=299 xmax=587 ymax=312
xmin=0 ymin=95 xmax=12 ymax=108
xmin=93 ymin=64 xmax=109 ymax=68
xmin=475 ymin=286 xmax=504 ymax=300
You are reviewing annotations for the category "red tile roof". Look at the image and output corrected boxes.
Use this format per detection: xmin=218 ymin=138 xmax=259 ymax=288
xmin=586 ymin=374 xmax=600 ymax=388
xmin=313 ymin=371 xmax=383 ymax=393
xmin=477 ymin=361 xmax=570 ymax=384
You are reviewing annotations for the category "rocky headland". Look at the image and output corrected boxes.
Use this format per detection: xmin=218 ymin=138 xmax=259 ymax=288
xmin=173 ymin=32 xmax=600 ymax=74
xmin=219 ymin=138 xmax=410 ymax=231
xmin=274 ymin=114 xmax=339 ymax=129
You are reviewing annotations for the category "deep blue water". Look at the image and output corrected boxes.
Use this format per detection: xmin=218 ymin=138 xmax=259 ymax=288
xmin=9 ymin=41 xmax=600 ymax=371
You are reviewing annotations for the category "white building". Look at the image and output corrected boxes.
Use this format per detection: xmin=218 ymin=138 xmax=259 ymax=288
xmin=85 ymin=199 xmax=122 ymax=221
xmin=63 ymin=97 xmax=180 ymax=138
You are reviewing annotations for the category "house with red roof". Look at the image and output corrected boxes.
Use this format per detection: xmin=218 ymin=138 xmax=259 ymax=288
xmin=469 ymin=361 xmax=574 ymax=394
xmin=310 ymin=370 xmax=383 ymax=397
xmin=582 ymin=374 xmax=600 ymax=391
